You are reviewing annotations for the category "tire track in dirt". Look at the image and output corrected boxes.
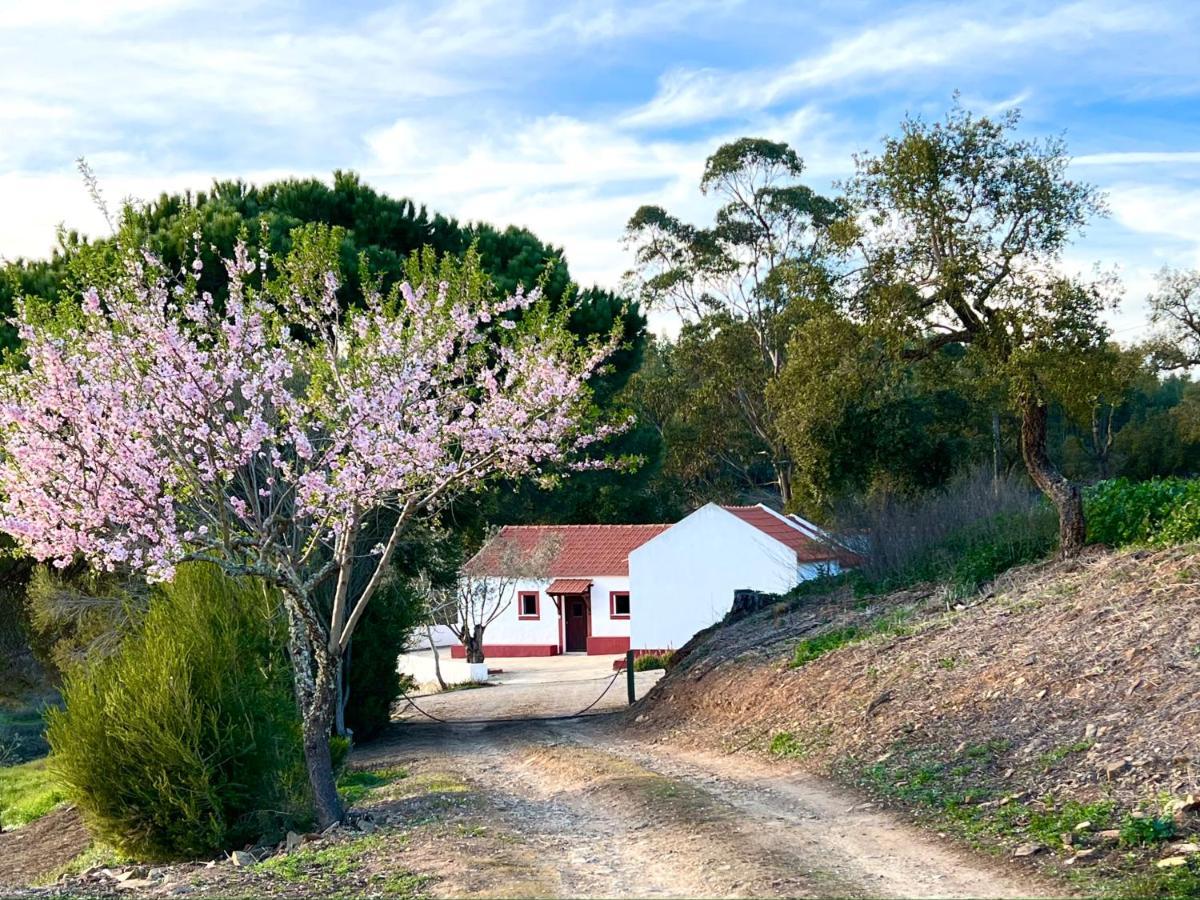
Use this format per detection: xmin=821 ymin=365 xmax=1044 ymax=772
xmin=363 ymin=717 xmax=1060 ymax=898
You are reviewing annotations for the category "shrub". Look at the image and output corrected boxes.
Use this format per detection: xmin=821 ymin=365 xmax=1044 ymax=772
xmin=633 ymin=652 xmax=673 ymax=672
xmin=1085 ymin=477 xmax=1200 ymax=547
xmin=836 ymin=466 xmax=1057 ymax=594
xmin=342 ymin=575 xmax=423 ymax=741
xmin=47 ymin=564 xmax=309 ymax=860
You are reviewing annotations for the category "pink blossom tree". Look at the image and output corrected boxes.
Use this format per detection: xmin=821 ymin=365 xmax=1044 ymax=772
xmin=0 ymin=225 xmax=619 ymax=825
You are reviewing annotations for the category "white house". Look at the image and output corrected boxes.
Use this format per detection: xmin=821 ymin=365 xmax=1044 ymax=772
xmin=628 ymin=503 xmax=848 ymax=652
xmin=450 ymin=524 xmax=671 ymax=658
xmin=451 ymin=504 xmax=854 ymax=659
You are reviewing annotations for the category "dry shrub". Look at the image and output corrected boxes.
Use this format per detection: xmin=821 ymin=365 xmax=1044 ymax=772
xmin=836 ymin=466 xmax=1057 ymax=591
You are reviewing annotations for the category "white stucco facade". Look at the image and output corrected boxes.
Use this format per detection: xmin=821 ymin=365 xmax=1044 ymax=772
xmin=435 ymin=505 xmax=846 ymax=661
xmin=627 ymin=503 xmax=838 ymax=652
xmin=451 ymin=574 xmax=633 ymax=656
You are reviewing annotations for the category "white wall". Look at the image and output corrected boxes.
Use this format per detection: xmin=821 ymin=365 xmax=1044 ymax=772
xmin=628 ymin=503 xmax=805 ymax=651
xmin=466 ymin=575 xmax=632 ymax=649
xmin=588 ymin=575 xmax=632 ymax=639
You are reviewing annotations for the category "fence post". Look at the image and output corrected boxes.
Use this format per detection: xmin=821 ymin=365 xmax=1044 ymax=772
xmin=626 ymin=649 xmax=636 ymax=704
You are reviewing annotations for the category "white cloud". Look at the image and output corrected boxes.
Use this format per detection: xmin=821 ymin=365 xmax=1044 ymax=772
xmin=1074 ymin=151 xmax=1200 ymax=167
xmin=622 ymin=1 xmax=1165 ymax=127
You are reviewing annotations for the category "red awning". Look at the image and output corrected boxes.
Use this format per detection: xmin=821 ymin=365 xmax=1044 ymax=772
xmin=547 ymin=578 xmax=592 ymax=595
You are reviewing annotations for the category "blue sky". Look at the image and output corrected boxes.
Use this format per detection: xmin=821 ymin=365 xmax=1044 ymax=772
xmin=2 ymin=0 xmax=1199 ymax=338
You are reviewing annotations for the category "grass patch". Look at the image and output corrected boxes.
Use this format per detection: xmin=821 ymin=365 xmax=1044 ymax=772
xmin=256 ymin=832 xmax=431 ymax=896
xmin=1038 ymin=740 xmax=1093 ymax=770
xmin=768 ymin=731 xmax=808 ymax=759
xmin=633 ymin=652 xmax=673 ymax=672
xmin=338 ymin=767 xmax=408 ymax=807
xmin=439 ymin=681 xmax=493 ymax=692
xmin=790 ymin=609 xmax=916 ymax=668
xmin=1119 ymin=813 xmax=1176 ymax=847
xmin=791 ymin=627 xmax=862 ymax=667
xmin=35 ymin=842 xmax=127 ymax=886
xmin=0 ymin=757 xmax=68 ymax=828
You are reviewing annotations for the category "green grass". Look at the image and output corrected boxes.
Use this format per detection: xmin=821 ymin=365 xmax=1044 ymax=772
xmin=790 ymin=609 xmax=916 ymax=668
xmin=791 ymin=627 xmax=863 ymax=666
xmin=337 ymin=766 xmax=408 ymax=807
xmin=258 ymin=833 xmax=431 ymax=897
xmin=768 ymin=731 xmax=808 ymax=759
xmin=633 ymin=652 xmax=673 ymax=672
xmin=1038 ymin=740 xmax=1094 ymax=770
xmin=1119 ymin=813 xmax=1177 ymax=847
xmin=0 ymin=758 xmax=68 ymax=828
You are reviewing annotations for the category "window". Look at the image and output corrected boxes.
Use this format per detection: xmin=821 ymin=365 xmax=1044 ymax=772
xmin=518 ymin=591 xmax=540 ymax=619
xmin=610 ymin=591 xmax=630 ymax=619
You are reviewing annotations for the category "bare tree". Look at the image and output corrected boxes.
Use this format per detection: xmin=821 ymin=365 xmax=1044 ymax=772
xmin=1147 ymin=268 xmax=1200 ymax=369
xmin=425 ymin=530 xmax=560 ymax=677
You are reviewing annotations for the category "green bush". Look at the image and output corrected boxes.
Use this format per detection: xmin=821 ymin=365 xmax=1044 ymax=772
xmin=343 ymin=576 xmax=423 ymax=741
xmin=47 ymin=564 xmax=310 ymax=860
xmin=1085 ymin=477 xmax=1200 ymax=547
xmin=632 ymin=652 xmax=673 ymax=672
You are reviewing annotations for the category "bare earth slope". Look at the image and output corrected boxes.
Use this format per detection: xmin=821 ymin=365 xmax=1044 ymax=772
xmin=627 ymin=545 xmax=1200 ymax=895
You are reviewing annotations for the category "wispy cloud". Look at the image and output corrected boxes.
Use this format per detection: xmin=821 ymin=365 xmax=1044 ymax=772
xmin=622 ymin=2 xmax=1170 ymax=127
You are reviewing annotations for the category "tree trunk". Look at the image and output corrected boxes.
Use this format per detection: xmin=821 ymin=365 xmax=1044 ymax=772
xmin=775 ymin=458 xmax=793 ymax=508
xmin=301 ymin=666 xmax=343 ymax=828
xmin=464 ymin=624 xmax=485 ymax=665
xmin=992 ymin=410 xmax=1002 ymax=495
xmin=1019 ymin=394 xmax=1086 ymax=558
xmin=284 ymin=595 xmax=345 ymax=828
xmin=427 ymin=626 xmax=447 ymax=690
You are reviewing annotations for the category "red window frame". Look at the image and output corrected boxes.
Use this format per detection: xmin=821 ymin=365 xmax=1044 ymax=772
xmin=517 ymin=590 xmax=540 ymax=620
xmin=609 ymin=590 xmax=631 ymax=619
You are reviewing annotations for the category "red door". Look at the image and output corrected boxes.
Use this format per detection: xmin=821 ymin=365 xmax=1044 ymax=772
xmin=564 ymin=595 xmax=588 ymax=652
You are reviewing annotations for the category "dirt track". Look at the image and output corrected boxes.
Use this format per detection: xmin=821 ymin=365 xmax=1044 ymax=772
xmin=354 ymin=714 xmax=1060 ymax=899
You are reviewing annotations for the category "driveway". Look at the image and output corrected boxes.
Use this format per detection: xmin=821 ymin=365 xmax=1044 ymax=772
xmin=396 ymin=649 xmax=665 ymax=722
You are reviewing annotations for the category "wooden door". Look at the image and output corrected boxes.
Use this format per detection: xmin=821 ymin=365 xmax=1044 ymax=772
xmin=564 ymin=595 xmax=588 ymax=652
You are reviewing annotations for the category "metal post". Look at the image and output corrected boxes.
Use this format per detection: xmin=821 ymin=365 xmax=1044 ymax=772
xmin=626 ymin=649 xmax=636 ymax=705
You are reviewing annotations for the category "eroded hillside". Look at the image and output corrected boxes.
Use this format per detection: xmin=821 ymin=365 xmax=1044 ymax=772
xmin=628 ymin=546 xmax=1200 ymax=897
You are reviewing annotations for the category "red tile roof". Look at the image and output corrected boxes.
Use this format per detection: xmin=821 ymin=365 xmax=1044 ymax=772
xmin=721 ymin=505 xmax=853 ymax=564
xmin=469 ymin=524 xmax=672 ymax=577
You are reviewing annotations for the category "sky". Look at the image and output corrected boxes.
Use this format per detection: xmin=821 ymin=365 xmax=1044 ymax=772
xmin=2 ymin=0 xmax=1199 ymax=339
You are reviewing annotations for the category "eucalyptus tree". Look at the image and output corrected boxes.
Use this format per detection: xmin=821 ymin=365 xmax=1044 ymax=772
xmin=624 ymin=139 xmax=849 ymax=505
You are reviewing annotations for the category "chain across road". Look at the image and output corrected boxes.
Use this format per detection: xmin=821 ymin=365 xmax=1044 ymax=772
xmin=397 ymin=667 xmax=626 ymax=725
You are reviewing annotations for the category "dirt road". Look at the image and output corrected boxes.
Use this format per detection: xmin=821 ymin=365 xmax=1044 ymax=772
xmin=354 ymin=715 xmax=1060 ymax=899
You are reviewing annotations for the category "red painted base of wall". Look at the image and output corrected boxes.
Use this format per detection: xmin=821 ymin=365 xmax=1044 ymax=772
xmin=586 ymin=636 xmax=631 ymax=655
xmin=448 ymin=644 xmax=559 ymax=658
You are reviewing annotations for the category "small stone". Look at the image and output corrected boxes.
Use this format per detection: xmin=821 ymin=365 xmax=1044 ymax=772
xmin=1013 ymin=843 xmax=1044 ymax=857
xmin=357 ymin=819 xmax=377 ymax=834
xmin=1073 ymin=820 xmax=1093 ymax=832
xmin=1072 ymin=848 xmax=1099 ymax=863
xmin=1104 ymin=759 xmax=1130 ymax=778
xmin=1171 ymin=842 xmax=1200 ymax=855
xmin=1097 ymin=829 xmax=1121 ymax=844
xmin=147 ymin=868 xmax=165 ymax=881
xmin=115 ymin=879 xmax=155 ymax=891
xmin=1156 ymin=857 xmax=1188 ymax=868
xmin=1084 ymin=724 xmax=1096 ymax=740
xmin=230 ymin=850 xmax=255 ymax=867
